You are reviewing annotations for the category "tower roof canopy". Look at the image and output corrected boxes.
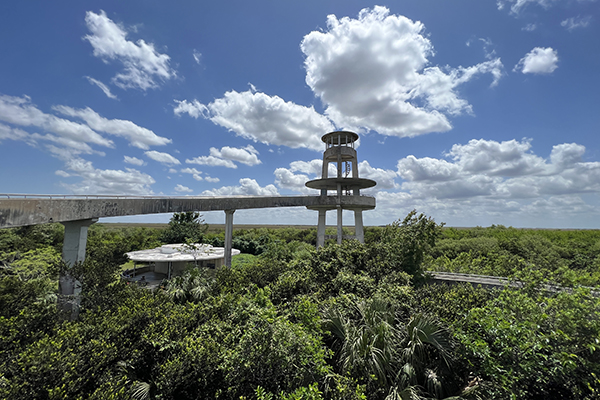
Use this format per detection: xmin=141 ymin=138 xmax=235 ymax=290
xmin=321 ymin=131 xmax=359 ymax=145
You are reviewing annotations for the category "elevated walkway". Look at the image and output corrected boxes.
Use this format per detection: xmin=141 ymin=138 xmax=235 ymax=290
xmin=0 ymin=194 xmax=374 ymax=227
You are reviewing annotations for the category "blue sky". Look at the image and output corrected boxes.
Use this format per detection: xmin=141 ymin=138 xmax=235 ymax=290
xmin=1 ymin=0 xmax=599 ymax=228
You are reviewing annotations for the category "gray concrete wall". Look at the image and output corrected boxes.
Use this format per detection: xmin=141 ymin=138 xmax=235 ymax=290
xmin=0 ymin=195 xmax=376 ymax=228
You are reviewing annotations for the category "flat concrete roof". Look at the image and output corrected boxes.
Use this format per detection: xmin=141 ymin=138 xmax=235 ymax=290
xmin=126 ymin=244 xmax=240 ymax=263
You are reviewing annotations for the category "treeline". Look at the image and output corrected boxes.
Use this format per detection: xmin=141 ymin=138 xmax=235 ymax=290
xmin=0 ymin=214 xmax=599 ymax=399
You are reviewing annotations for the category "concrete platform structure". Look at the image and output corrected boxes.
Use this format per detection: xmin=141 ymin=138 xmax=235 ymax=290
xmin=306 ymin=131 xmax=376 ymax=246
xmin=125 ymin=243 xmax=241 ymax=279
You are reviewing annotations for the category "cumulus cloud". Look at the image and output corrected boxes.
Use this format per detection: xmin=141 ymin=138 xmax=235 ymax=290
xmin=85 ymin=76 xmax=118 ymax=99
xmin=84 ymin=10 xmax=176 ymax=90
xmin=274 ymin=167 xmax=312 ymax=193
xmin=54 ymin=105 xmax=171 ymax=149
xmin=185 ymin=145 xmax=262 ymax=168
xmin=211 ymin=145 xmax=261 ymax=166
xmin=358 ymin=161 xmax=398 ymax=189
xmin=397 ymin=156 xmax=461 ymax=182
xmin=181 ymin=167 xmax=203 ymax=181
xmin=59 ymin=157 xmax=155 ymax=195
xmin=181 ymin=167 xmax=202 ymax=174
xmin=514 ymin=47 xmax=559 ymax=74
xmin=201 ymin=178 xmax=279 ymax=196
xmin=0 ymin=94 xmax=113 ymax=152
xmin=393 ymin=138 xmax=600 ymax=202
xmin=204 ymin=176 xmax=220 ymax=183
xmin=174 ymin=90 xmax=332 ymax=151
xmin=447 ymin=138 xmax=546 ymax=176
xmin=186 ymin=155 xmax=237 ymax=169
xmin=561 ymin=15 xmax=592 ymax=31
xmin=301 ymin=6 xmax=503 ymax=137
xmin=173 ymin=99 xmax=208 ymax=119
xmin=174 ymin=184 xmax=193 ymax=193
xmin=124 ymin=155 xmax=145 ymax=166
xmin=145 ymin=150 xmax=180 ymax=165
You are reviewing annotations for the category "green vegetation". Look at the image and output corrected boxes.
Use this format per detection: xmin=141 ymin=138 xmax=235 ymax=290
xmin=424 ymin=225 xmax=600 ymax=286
xmin=0 ymin=214 xmax=599 ymax=399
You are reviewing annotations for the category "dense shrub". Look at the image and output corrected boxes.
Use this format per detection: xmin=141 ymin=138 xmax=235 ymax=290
xmin=1 ymin=213 xmax=600 ymax=399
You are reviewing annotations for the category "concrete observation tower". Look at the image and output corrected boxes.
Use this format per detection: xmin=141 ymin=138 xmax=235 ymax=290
xmin=305 ymin=131 xmax=376 ymax=247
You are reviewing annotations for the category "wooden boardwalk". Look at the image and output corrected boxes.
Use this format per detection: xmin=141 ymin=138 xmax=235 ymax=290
xmin=429 ymin=271 xmax=600 ymax=297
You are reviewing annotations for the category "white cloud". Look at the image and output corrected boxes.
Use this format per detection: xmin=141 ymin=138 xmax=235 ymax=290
xmin=181 ymin=167 xmax=203 ymax=181
xmin=168 ymin=168 xmax=178 ymax=174
xmin=561 ymin=16 xmax=592 ymax=31
xmin=124 ymin=155 xmax=145 ymax=166
xmin=173 ymin=99 xmax=208 ymax=119
xmin=0 ymin=122 xmax=36 ymax=144
xmin=393 ymin=139 xmax=600 ymax=202
xmin=358 ymin=161 xmax=398 ymax=189
xmin=174 ymin=184 xmax=193 ymax=193
xmin=185 ymin=155 xmax=237 ymax=169
xmin=54 ymin=105 xmax=171 ymax=149
xmin=0 ymin=94 xmax=113 ymax=151
xmin=204 ymin=176 xmax=220 ymax=183
xmin=514 ymin=47 xmax=559 ymax=74
xmin=210 ymin=145 xmax=261 ymax=166
xmin=522 ymin=23 xmax=537 ymax=31
xmin=289 ymin=159 xmax=330 ymax=176
xmin=85 ymin=76 xmax=118 ymax=99
xmin=497 ymin=0 xmax=557 ymax=14
xmin=193 ymin=49 xmax=202 ymax=65
xmin=301 ymin=6 xmax=504 ymax=138
xmin=185 ymin=145 xmax=262 ymax=168
xmin=145 ymin=150 xmax=180 ymax=165
xmin=447 ymin=138 xmax=546 ymax=176
xmin=274 ymin=168 xmax=312 ymax=193
xmin=201 ymin=178 xmax=279 ymax=196
xmin=174 ymin=90 xmax=332 ymax=151
xmin=84 ymin=10 xmax=176 ymax=90
xmin=60 ymin=157 xmax=155 ymax=195
xmin=181 ymin=167 xmax=202 ymax=174
xmin=397 ymin=156 xmax=461 ymax=182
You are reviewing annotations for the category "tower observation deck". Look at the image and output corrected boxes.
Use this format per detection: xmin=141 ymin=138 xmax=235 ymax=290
xmin=305 ymin=131 xmax=376 ymax=247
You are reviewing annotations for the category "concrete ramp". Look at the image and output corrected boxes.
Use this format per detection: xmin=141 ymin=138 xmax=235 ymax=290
xmin=0 ymin=194 xmax=375 ymax=228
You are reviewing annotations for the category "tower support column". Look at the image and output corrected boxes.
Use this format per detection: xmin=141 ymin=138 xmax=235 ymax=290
xmin=224 ymin=209 xmax=235 ymax=267
xmin=354 ymin=209 xmax=364 ymax=243
xmin=317 ymin=209 xmax=326 ymax=248
xmin=337 ymin=206 xmax=343 ymax=244
xmin=60 ymin=218 xmax=97 ymax=319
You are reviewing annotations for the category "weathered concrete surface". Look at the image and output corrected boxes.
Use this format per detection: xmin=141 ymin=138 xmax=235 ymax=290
xmin=0 ymin=195 xmax=376 ymax=228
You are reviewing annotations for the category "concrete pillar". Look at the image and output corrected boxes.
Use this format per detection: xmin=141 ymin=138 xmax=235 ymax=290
xmin=317 ymin=209 xmax=326 ymax=248
xmin=322 ymin=159 xmax=329 ymax=179
xmin=224 ymin=209 xmax=235 ymax=267
xmin=60 ymin=219 xmax=96 ymax=297
xmin=337 ymin=206 xmax=343 ymax=245
xmin=354 ymin=209 xmax=364 ymax=243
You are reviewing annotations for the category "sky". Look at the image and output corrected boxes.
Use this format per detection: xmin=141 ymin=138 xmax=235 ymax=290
xmin=1 ymin=0 xmax=599 ymax=228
